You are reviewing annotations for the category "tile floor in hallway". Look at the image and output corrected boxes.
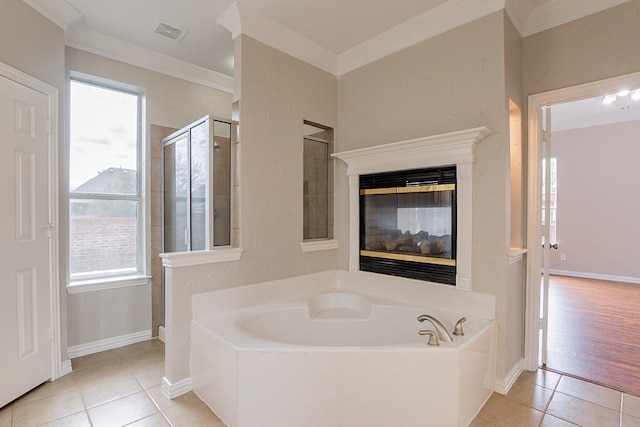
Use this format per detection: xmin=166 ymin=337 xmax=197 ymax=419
xmin=0 ymin=339 xmax=224 ymax=427
xmin=2 ymin=339 xmax=640 ymax=426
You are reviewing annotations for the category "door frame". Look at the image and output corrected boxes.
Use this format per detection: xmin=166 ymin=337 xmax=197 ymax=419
xmin=0 ymin=62 xmax=63 ymax=380
xmin=524 ymin=71 xmax=640 ymax=371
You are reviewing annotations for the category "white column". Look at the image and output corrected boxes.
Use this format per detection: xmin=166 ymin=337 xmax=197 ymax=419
xmin=348 ymin=174 xmax=359 ymax=272
xmin=456 ymin=162 xmax=473 ymax=291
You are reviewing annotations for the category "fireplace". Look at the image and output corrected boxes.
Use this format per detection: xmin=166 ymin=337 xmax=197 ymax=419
xmin=333 ymin=127 xmax=491 ymax=290
xmin=359 ymin=166 xmax=457 ymax=285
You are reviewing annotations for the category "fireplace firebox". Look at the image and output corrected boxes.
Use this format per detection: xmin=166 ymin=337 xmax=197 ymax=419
xmin=359 ymin=166 xmax=457 ymax=285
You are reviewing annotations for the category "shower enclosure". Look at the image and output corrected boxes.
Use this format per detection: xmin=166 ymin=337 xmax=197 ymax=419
xmin=162 ymin=115 xmax=232 ymax=253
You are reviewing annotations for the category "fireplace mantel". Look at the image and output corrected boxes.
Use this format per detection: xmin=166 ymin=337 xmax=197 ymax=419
xmin=333 ymin=126 xmax=491 ymax=290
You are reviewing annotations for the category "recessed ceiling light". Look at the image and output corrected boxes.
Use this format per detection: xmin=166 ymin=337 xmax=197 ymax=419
xmin=617 ymin=89 xmax=631 ymax=97
xmin=602 ymin=94 xmax=617 ymax=104
xmin=631 ymin=89 xmax=640 ymax=101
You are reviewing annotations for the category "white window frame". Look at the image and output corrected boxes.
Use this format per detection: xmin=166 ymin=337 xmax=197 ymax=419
xmin=67 ymin=74 xmax=148 ymax=293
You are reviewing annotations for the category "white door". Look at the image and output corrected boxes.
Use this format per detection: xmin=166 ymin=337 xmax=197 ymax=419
xmin=539 ymin=105 xmax=552 ymax=366
xmin=0 ymin=74 xmax=53 ymax=407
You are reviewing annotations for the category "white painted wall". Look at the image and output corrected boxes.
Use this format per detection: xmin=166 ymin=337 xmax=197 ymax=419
xmin=549 ymin=120 xmax=640 ymax=281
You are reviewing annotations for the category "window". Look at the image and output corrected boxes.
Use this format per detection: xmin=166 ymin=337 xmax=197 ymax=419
xmin=68 ymin=77 xmax=143 ymax=283
xmin=542 ymin=157 xmax=558 ymax=245
xmin=303 ymin=121 xmax=333 ymax=240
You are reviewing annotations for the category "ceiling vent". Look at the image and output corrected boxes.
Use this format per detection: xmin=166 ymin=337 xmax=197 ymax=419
xmin=153 ymin=20 xmax=188 ymax=42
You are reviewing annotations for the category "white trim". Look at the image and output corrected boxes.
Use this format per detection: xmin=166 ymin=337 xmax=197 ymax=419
xmin=161 ymin=376 xmax=192 ymax=399
xmin=158 ymin=325 xmax=166 ymax=343
xmin=66 ymin=275 xmax=151 ymax=294
xmin=160 ymin=248 xmax=244 ymax=267
xmin=217 ymin=2 xmax=337 ymax=75
xmin=333 ymin=127 xmax=491 ymax=291
xmin=300 ymin=239 xmax=339 ymax=252
xmin=0 ymin=62 xmax=63 ymax=382
xmin=60 ymin=359 xmax=73 ymax=377
xmin=21 ymin=0 xmax=82 ymax=30
xmin=509 ymin=248 xmax=528 ymax=264
xmin=332 ymin=127 xmax=492 ymax=176
xmin=67 ymin=330 xmax=152 ymax=359
xmin=505 ymin=0 xmax=532 ymax=35
xmin=549 ymin=269 xmax=640 ymax=285
xmin=524 ymin=71 xmax=640 ymax=372
xmin=337 ymin=0 xmax=503 ymax=75
xmin=66 ymin=29 xmax=234 ymax=94
xmin=494 ymin=358 xmax=524 ymax=395
xmin=522 ymin=0 xmax=632 ymax=37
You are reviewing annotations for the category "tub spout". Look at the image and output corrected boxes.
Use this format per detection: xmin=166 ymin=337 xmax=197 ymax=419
xmin=454 ymin=317 xmax=466 ymax=336
xmin=417 ymin=315 xmax=454 ymax=342
xmin=418 ymin=329 xmax=440 ymax=346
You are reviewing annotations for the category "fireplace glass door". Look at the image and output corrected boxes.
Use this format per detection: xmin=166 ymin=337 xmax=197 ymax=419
xmin=359 ymin=166 xmax=457 ymax=285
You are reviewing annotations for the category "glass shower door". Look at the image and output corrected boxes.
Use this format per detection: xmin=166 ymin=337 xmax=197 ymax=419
xmin=163 ymin=132 xmax=189 ymax=253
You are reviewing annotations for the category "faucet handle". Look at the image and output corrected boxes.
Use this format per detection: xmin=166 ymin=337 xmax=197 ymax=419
xmin=453 ymin=317 xmax=466 ymax=336
xmin=418 ymin=329 xmax=440 ymax=346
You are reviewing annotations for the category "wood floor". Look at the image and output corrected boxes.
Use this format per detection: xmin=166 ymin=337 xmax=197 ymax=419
xmin=546 ymin=275 xmax=640 ymax=397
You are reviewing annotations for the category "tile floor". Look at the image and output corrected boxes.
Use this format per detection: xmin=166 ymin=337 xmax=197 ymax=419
xmin=470 ymin=369 xmax=640 ymax=427
xmin=2 ymin=339 xmax=640 ymax=426
xmin=0 ymin=339 xmax=224 ymax=427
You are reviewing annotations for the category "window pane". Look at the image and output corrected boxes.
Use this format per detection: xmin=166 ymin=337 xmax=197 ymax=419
xmin=213 ymin=120 xmax=231 ymax=246
xmin=190 ymin=121 xmax=209 ymax=251
xmin=163 ymin=135 xmax=189 ymax=252
xmin=69 ymin=199 xmax=138 ymax=275
xmin=70 ymin=80 xmax=138 ymax=194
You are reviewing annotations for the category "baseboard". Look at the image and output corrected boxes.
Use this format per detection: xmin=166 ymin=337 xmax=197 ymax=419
xmin=158 ymin=325 xmax=165 ymax=343
xmin=549 ymin=269 xmax=640 ymax=285
xmin=494 ymin=358 xmax=524 ymax=395
xmin=60 ymin=359 xmax=73 ymax=377
xmin=67 ymin=330 xmax=152 ymax=359
xmin=162 ymin=376 xmax=192 ymax=399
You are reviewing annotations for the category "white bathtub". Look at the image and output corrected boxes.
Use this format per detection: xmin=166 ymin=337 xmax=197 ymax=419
xmin=191 ymin=270 xmax=496 ymax=427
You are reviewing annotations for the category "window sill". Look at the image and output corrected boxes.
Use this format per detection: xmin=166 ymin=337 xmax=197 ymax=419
xmin=300 ymin=239 xmax=339 ymax=252
xmin=160 ymin=247 xmax=244 ymax=268
xmin=508 ymin=247 xmax=528 ymax=264
xmin=67 ymin=275 xmax=151 ymax=294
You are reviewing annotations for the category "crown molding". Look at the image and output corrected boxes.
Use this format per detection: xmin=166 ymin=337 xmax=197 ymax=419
xmin=217 ymin=2 xmax=337 ymax=75
xmin=67 ymin=28 xmax=234 ymax=94
xmin=216 ymin=2 xmax=242 ymax=40
xmin=337 ymin=0 xmax=504 ymax=75
xmin=21 ymin=0 xmax=81 ymax=30
xmin=522 ymin=0 xmax=632 ymax=37
xmin=504 ymin=0 xmax=533 ymax=35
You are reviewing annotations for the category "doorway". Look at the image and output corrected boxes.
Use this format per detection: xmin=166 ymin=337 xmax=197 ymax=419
xmin=0 ymin=62 xmax=61 ymax=407
xmin=525 ymin=72 xmax=640 ymax=393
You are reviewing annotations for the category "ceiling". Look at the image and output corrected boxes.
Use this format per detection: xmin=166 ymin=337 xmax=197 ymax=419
xmin=24 ymin=0 xmax=630 ymax=79
xmin=22 ymin=0 xmax=639 ymax=128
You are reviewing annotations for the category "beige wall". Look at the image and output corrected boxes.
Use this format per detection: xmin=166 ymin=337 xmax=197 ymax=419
xmin=337 ymin=12 xmax=515 ymax=379
xmin=164 ymin=35 xmax=339 ymax=384
xmin=523 ymin=0 xmax=640 ymax=98
xmin=0 ymin=0 xmax=68 ymax=361
xmin=65 ymin=48 xmax=233 ymax=347
xmin=504 ymin=14 xmax=526 ymax=374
